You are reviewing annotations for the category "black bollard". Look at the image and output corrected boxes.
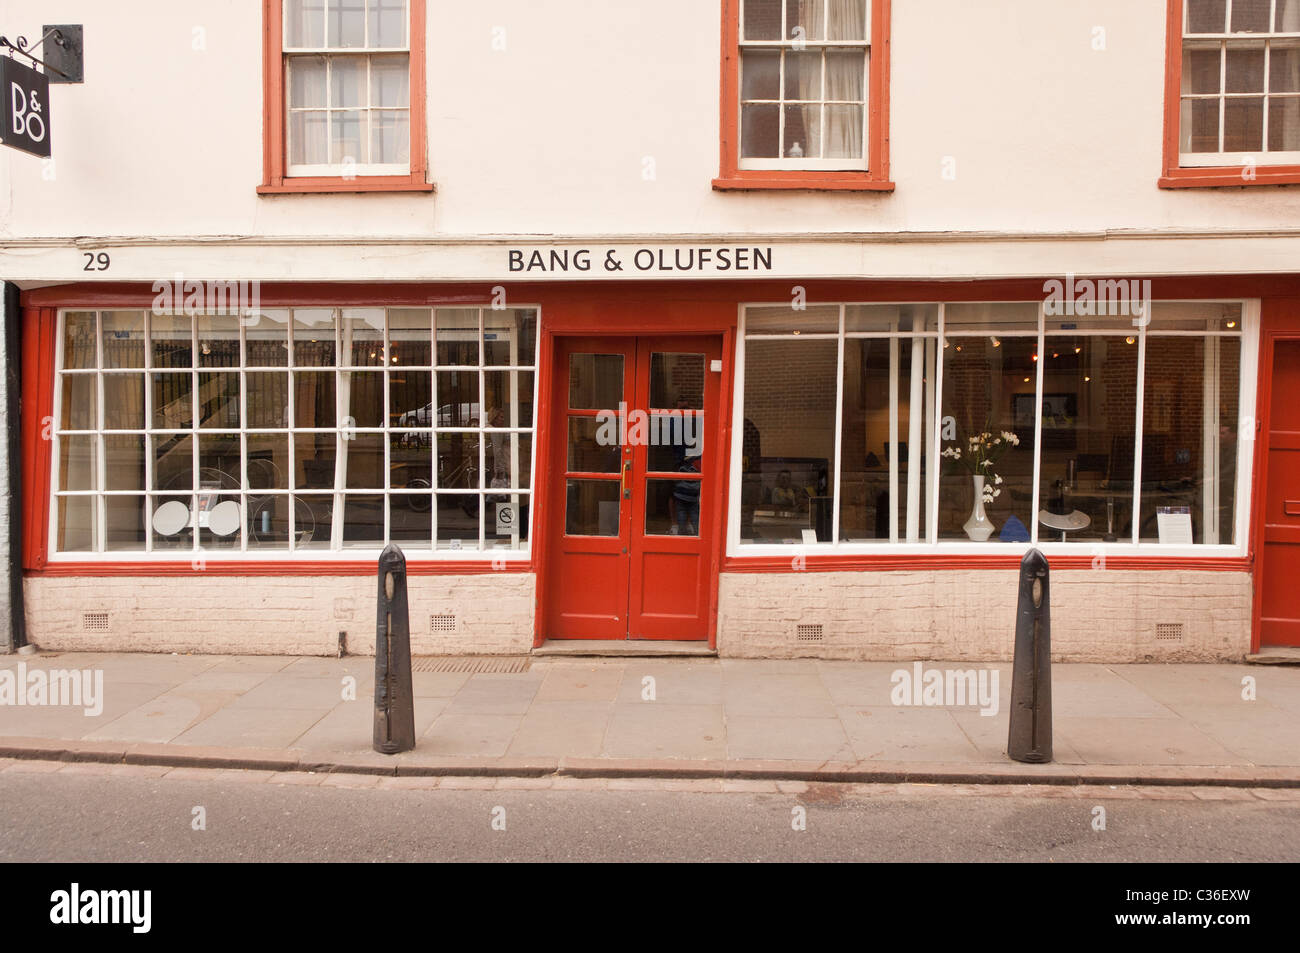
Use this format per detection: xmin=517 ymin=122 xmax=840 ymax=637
xmin=374 ymin=544 xmax=416 ymax=754
xmin=1007 ymin=548 xmax=1052 ymax=763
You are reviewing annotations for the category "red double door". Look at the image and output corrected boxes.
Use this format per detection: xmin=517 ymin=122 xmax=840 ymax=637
xmin=546 ymin=335 xmax=722 ymax=640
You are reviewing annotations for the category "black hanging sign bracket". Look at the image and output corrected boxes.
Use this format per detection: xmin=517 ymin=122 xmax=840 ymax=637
xmin=0 ymin=27 xmax=76 ymax=81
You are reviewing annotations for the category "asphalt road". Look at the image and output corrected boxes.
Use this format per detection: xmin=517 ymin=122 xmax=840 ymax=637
xmin=2 ymin=769 xmax=1298 ymax=863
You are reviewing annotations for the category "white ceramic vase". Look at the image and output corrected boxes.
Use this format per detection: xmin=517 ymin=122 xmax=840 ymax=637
xmin=963 ymin=474 xmax=996 ymax=542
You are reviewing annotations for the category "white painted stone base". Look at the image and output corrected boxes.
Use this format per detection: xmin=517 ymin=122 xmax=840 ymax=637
xmin=23 ymin=569 xmax=1253 ymax=661
xmin=23 ymin=574 xmax=536 ymax=656
xmin=717 ymin=569 xmax=1253 ymax=662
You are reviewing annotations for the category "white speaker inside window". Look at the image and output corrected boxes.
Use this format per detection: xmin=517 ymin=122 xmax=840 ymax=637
xmin=151 ymin=500 xmax=191 ymax=536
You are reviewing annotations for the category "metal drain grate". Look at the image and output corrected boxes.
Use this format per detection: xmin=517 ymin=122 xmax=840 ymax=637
xmin=796 ymin=623 xmax=824 ymax=642
xmin=82 ymin=612 xmax=110 ymax=632
xmin=1155 ymin=623 xmax=1184 ymax=641
xmin=411 ymin=656 xmax=531 ymax=674
xmin=430 ymin=614 xmax=457 ymax=633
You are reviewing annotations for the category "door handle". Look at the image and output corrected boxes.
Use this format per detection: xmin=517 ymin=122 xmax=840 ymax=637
xmin=622 ymin=459 xmax=631 ymax=499
xmin=1285 ymin=500 xmax=1300 ymax=516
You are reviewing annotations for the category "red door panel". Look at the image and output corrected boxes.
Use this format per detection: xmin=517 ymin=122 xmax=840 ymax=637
xmin=545 ymin=334 xmax=721 ymax=641
xmin=627 ymin=337 xmax=721 ymax=640
xmin=546 ymin=338 xmax=635 ymax=639
xmin=1261 ymin=340 xmax=1300 ymax=647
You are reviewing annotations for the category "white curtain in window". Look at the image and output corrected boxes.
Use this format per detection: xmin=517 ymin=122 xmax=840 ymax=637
xmin=828 ymin=0 xmax=866 ymax=40
xmin=825 ymin=53 xmax=864 ymax=158
xmin=789 ymin=0 xmax=824 ymax=39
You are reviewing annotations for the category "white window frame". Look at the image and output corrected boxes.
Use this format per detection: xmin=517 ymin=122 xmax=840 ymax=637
xmin=284 ymin=0 xmax=412 ymax=177
xmin=48 ymin=306 xmax=540 ymax=563
xmin=1179 ymin=0 xmax=1300 ymax=166
xmin=727 ymin=299 xmax=1258 ymax=559
xmin=738 ymin=0 xmax=871 ymax=171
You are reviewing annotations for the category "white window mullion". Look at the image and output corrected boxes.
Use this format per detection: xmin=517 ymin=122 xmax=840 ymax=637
xmin=1030 ymin=306 xmax=1045 ymax=545
xmin=383 ymin=307 xmax=391 ymax=545
xmin=1264 ymin=38 xmax=1273 ymax=152
xmin=1203 ymin=335 xmax=1220 ymax=543
xmin=478 ymin=308 xmax=487 ymax=552
xmin=819 ymin=48 xmax=827 ymax=160
xmin=930 ymin=304 xmax=945 ymax=545
xmin=778 ymin=50 xmax=787 ymax=158
xmin=430 ymin=320 xmax=439 ymax=550
xmin=239 ymin=314 xmax=248 ymax=553
xmin=728 ymin=310 xmax=747 ymax=554
xmin=143 ymin=309 xmax=154 ymax=554
xmin=1219 ymin=39 xmax=1227 ymax=152
xmin=95 ymin=312 xmax=106 ymax=553
xmin=509 ymin=323 xmax=521 ymax=550
xmin=287 ymin=310 xmax=297 ymax=553
xmin=831 ymin=305 xmax=845 ymax=546
xmin=888 ymin=332 xmax=900 ymax=542
xmin=332 ymin=309 xmax=348 ymax=551
xmin=1132 ymin=329 xmax=1148 ymax=545
xmin=922 ymin=334 xmax=937 ymax=543
xmin=906 ymin=332 xmax=924 ymax=542
xmin=190 ymin=312 xmax=200 ymax=556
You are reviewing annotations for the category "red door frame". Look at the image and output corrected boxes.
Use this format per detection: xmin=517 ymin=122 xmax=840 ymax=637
xmin=1250 ymin=303 xmax=1300 ymax=652
xmin=532 ymin=297 xmax=738 ymax=650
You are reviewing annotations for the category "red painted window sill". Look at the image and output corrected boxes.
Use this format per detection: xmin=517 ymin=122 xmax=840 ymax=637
xmin=258 ymin=174 xmax=435 ymax=195
xmin=712 ymin=174 xmax=895 ymax=192
xmin=1159 ymin=166 xmax=1300 ymax=189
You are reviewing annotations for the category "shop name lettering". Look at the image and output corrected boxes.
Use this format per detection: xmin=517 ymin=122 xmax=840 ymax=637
xmin=508 ymin=246 xmax=774 ymax=274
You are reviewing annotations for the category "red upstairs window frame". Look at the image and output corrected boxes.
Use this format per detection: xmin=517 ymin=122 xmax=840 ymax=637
xmin=259 ymin=0 xmax=433 ymax=194
xmin=714 ymin=0 xmax=892 ymax=191
xmin=1161 ymin=0 xmax=1300 ymax=188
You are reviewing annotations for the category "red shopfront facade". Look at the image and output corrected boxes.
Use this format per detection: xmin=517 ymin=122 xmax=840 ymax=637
xmin=17 ymin=276 xmax=1300 ymax=660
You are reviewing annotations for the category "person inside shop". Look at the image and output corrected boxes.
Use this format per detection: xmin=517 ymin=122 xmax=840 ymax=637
xmin=669 ymin=450 xmax=702 ymax=536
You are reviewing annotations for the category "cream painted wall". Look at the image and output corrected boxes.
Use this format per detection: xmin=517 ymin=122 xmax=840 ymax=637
xmin=2 ymin=0 xmax=1300 ymax=246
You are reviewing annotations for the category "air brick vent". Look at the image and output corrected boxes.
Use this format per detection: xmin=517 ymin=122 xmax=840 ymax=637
xmin=1155 ymin=623 xmax=1184 ymax=641
xmin=796 ymin=623 xmax=824 ymax=642
xmin=82 ymin=612 xmax=110 ymax=632
xmin=430 ymin=614 xmax=457 ymax=633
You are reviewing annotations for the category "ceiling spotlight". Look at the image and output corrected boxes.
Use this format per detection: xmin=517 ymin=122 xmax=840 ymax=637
xmin=1052 ymin=352 xmax=1059 ymax=358
xmin=1084 ymin=376 xmax=1092 ymax=382
xmin=1226 ymin=321 xmax=1237 ymax=328
xmin=1074 ymin=346 xmax=1082 ymax=354
xmin=1031 ymin=354 xmax=1039 ymax=362
xmin=955 ymin=345 xmax=963 ymax=351
xmin=990 ymin=337 xmax=1001 ymax=347
xmin=1126 ymin=336 xmax=1136 ymax=344
xmin=1023 ymin=377 xmax=1031 ymax=383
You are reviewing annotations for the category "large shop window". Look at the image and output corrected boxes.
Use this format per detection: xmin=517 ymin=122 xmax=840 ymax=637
xmin=736 ymin=301 xmax=1248 ymax=551
xmin=52 ymin=307 xmax=537 ymax=558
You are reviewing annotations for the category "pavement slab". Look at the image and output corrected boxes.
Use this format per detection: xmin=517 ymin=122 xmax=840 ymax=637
xmin=726 ymin=715 xmax=854 ymax=762
xmin=506 ymin=701 xmax=612 ymax=758
xmin=723 ymin=672 xmax=837 ymax=719
xmin=838 ymin=706 xmax=984 ymax=763
xmin=171 ymin=706 xmax=330 ymax=749
xmin=602 ymin=703 xmax=726 ymax=760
